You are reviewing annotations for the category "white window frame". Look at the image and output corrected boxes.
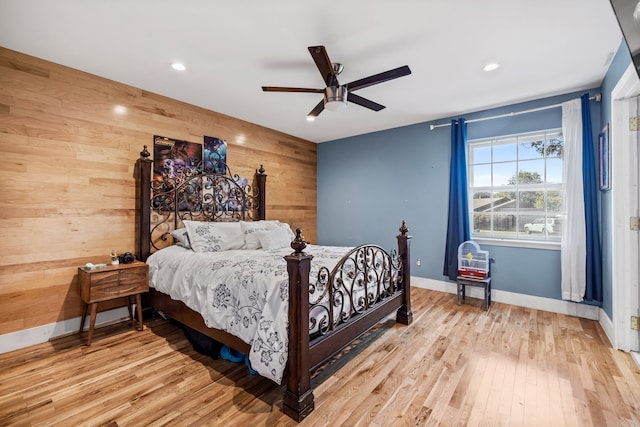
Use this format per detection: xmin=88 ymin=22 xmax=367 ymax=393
xmin=467 ymin=129 xmax=564 ymax=250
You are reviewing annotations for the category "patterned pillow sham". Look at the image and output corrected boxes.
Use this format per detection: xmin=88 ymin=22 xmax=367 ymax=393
xmin=239 ymin=220 xmax=271 ymax=250
xmin=239 ymin=220 xmax=295 ymax=248
xmin=183 ymin=220 xmax=246 ymax=252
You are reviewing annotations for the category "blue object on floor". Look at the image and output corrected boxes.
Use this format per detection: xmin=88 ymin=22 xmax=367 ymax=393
xmin=245 ymin=355 xmax=258 ymax=375
xmin=220 ymin=345 xmax=244 ymax=363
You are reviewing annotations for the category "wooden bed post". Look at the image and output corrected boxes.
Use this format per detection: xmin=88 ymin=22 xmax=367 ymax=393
xmin=396 ymin=220 xmax=413 ymax=325
xmin=283 ymin=229 xmax=314 ymax=422
xmin=255 ymin=165 xmax=267 ymax=221
xmin=136 ymin=146 xmax=153 ymax=262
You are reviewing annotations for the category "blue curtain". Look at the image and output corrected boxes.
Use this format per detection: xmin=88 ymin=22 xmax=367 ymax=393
xmin=581 ymin=94 xmax=603 ymax=302
xmin=443 ymin=118 xmax=470 ymax=281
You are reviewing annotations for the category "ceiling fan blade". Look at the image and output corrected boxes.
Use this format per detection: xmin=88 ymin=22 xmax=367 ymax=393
xmin=307 ymin=99 xmax=325 ymax=117
xmin=262 ymin=86 xmax=324 ymax=93
xmin=347 ymin=93 xmax=385 ymax=111
xmin=308 ymin=45 xmax=337 ymax=87
xmin=346 ymin=65 xmax=412 ymax=92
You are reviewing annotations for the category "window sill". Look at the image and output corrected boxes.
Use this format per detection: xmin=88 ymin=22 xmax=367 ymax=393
xmin=473 ymin=237 xmax=561 ymax=251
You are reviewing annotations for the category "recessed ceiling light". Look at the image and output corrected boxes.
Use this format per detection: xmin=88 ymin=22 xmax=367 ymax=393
xmin=171 ymin=62 xmax=186 ymax=71
xmin=306 ymin=116 xmax=315 ymax=122
xmin=483 ymin=63 xmax=500 ymax=72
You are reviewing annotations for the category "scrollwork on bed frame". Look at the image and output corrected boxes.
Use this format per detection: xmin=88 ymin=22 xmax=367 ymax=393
xmin=310 ymin=245 xmax=402 ymax=337
xmin=136 ymin=145 xmax=267 ymax=261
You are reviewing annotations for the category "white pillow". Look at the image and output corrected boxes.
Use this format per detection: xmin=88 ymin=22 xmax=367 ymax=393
xmin=170 ymin=228 xmax=191 ymax=249
xmin=183 ymin=220 xmax=245 ymax=252
xmin=256 ymin=228 xmax=293 ymax=250
xmin=239 ymin=220 xmax=271 ymax=249
xmin=266 ymin=221 xmax=296 ymax=241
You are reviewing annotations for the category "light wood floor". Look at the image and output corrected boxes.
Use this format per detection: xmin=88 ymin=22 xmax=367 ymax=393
xmin=1 ymin=287 xmax=639 ymax=426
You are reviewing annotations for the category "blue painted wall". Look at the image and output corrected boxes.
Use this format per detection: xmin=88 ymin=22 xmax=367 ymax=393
xmin=318 ymin=90 xmax=603 ymax=302
xmin=599 ymin=41 xmax=633 ymax=318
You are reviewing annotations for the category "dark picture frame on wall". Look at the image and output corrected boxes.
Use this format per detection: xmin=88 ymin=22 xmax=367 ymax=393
xmin=599 ymin=123 xmax=610 ymax=191
xmin=203 ymin=136 xmax=227 ymax=174
xmin=153 ymin=135 xmax=202 ymax=182
xmin=152 ymin=135 xmax=203 ymax=211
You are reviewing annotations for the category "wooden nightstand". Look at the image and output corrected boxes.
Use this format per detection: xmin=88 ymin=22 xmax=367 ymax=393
xmin=78 ymin=261 xmax=149 ymax=345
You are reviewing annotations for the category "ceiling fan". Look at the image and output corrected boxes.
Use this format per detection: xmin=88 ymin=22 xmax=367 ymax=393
xmin=262 ymin=45 xmax=411 ymax=119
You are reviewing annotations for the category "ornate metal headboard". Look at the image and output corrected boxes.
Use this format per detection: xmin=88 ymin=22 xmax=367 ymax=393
xmin=135 ymin=145 xmax=267 ymax=260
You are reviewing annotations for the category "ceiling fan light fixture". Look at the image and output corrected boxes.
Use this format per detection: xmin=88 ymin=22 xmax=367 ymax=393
xmin=324 ymin=86 xmax=348 ymax=112
xmin=262 ymin=46 xmax=410 ymax=117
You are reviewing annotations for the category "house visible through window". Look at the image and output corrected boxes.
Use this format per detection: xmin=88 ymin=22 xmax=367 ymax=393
xmin=468 ymin=129 xmax=564 ymax=243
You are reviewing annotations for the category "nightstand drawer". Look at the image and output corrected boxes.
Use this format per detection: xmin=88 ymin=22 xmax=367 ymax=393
xmin=90 ymin=280 xmax=148 ymax=301
xmin=120 ymin=268 xmax=148 ymax=287
xmin=89 ymin=271 xmax=120 ymax=288
xmin=79 ymin=262 xmax=149 ymax=303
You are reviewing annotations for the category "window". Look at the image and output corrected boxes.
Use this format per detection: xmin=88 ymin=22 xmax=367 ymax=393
xmin=468 ymin=129 xmax=564 ymax=243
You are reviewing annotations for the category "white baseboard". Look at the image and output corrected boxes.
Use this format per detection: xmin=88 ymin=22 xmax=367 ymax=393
xmin=0 ymin=307 xmax=130 ymax=354
xmin=411 ymin=276 xmax=600 ymax=320
xmin=598 ymin=308 xmax=615 ymax=347
xmin=632 ymin=352 xmax=640 ymax=369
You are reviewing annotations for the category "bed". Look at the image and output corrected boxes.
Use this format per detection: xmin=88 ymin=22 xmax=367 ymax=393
xmin=134 ymin=145 xmax=413 ymax=421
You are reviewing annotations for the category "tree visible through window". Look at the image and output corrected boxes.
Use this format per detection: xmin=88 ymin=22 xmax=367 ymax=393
xmin=468 ymin=129 xmax=564 ymax=242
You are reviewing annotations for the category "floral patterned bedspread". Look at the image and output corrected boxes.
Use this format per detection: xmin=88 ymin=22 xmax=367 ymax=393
xmin=146 ymin=244 xmax=351 ymax=384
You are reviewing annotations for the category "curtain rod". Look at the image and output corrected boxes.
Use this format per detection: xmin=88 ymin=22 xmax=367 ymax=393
xmin=428 ymin=93 xmax=602 ymax=130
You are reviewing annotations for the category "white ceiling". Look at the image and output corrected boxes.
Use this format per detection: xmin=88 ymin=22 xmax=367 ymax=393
xmin=0 ymin=0 xmax=624 ymax=143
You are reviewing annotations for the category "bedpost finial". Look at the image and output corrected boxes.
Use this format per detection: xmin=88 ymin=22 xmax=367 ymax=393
xmin=257 ymin=164 xmax=266 ymax=175
xmin=399 ymin=220 xmax=408 ymax=235
xmin=291 ymin=228 xmax=307 ymax=254
xmin=140 ymin=145 xmax=151 ymax=159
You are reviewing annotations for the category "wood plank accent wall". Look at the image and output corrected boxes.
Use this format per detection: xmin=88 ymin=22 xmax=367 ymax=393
xmin=0 ymin=47 xmax=317 ymax=336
